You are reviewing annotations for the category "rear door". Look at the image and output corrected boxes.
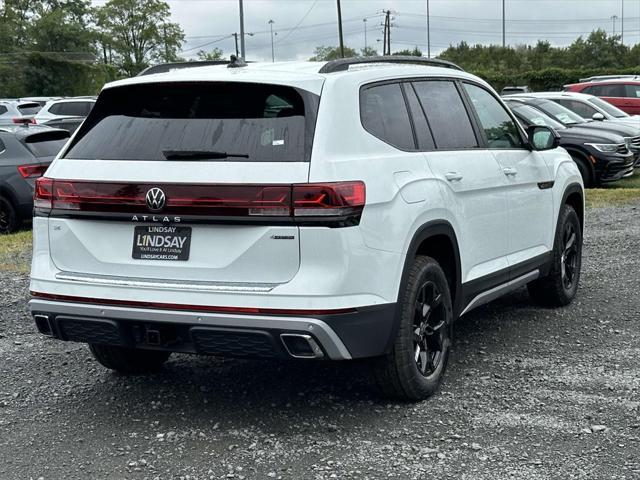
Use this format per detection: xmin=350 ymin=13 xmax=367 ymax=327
xmin=585 ymin=83 xmax=628 ymax=113
xmin=410 ymin=79 xmax=510 ymax=284
xmin=44 ymin=81 xmax=319 ymax=285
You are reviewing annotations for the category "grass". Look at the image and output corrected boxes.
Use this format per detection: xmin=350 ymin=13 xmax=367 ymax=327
xmin=586 ymin=171 xmax=640 ymax=208
xmin=0 ymin=229 xmax=32 ymax=274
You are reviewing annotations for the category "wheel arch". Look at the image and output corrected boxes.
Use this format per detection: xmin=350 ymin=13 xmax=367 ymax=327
xmin=564 ymin=147 xmax=595 ymax=185
xmin=561 ymin=183 xmax=584 ymax=232
xmin=400 ymin=220 xmax=463 ymax=317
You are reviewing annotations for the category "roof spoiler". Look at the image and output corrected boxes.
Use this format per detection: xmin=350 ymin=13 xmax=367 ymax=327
xmin=318 ymin=56 xmax=464 ymax=74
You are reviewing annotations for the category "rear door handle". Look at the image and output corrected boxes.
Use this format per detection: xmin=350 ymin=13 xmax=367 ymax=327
xmin=444 ymin=172 xmax=463 ymax=182
xmin=503 ymin=167 xmax=518 ymax=176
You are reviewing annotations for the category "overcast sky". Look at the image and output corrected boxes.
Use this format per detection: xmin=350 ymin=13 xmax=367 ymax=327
xmin=93 ymin=0 xmax=640 ymax=61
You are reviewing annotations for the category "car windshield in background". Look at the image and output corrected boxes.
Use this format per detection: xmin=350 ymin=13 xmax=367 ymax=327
xmin=18 ymin=103 xmax=41 ymax=116
xmin=588 ymin=97 xmax=629 ymax=118
xmin=65 ymin=82 xmax=311 ymax=162
xmin=512 ymin=104 xmax=565 ymax=130
xmin=539 ymin=101 xmax=586 ymax=125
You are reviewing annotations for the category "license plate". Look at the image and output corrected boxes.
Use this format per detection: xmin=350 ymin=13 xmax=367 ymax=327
xmin=132 ymin=226 xmax=192 ymax=261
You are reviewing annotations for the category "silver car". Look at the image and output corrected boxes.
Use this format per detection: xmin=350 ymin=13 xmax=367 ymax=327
xmin=0 ymin=101 xmax=42 ymax=126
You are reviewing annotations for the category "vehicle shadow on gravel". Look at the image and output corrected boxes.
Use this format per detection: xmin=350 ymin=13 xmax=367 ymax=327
xmin=58 ymin=287 xmax=554 ymax=428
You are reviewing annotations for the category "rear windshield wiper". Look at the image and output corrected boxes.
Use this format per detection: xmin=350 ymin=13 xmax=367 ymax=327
xmin=162 ymin=150 xmax=250 ymax=160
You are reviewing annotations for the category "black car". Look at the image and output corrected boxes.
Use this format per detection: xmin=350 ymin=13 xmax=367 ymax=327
xmin=508 ymin=96 xmax=640 ymax=162
xmin=0 ymin=125 xmax=69 ymax=233
xmin=504 ymin=98 xmax=635 ymax=187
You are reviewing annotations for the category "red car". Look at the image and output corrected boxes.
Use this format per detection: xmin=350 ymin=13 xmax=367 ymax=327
xmin=564 ymin=79 xmax=640 ymax=115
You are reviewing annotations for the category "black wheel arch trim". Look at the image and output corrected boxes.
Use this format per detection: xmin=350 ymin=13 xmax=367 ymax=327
xmin=560 ymin=182 xmax=584 ymax=232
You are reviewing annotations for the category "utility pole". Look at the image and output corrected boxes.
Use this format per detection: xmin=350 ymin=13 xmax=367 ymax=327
xmin=621 ymin=0 xmax=624 ymax=44
xmin=426 ymin=0 xmax=431 ymax=58
xmin=239 ymin=0 xmax=246 ymax=59
xmin=232 ymin=33 xmax=239 ymax=58
xmin=337 ymin=0 xmax=345 ymax=58
xmin=502 ymin=0 xmax=505 ymax=48
xmin=611 ymin=15 xmax=618 ymax=36
xmin=363 ymin=18 xmax=367 ymax=51
xmin=382 ymin=10 xmax=391 ymax=55
xmin=163 ymin=24 xmax=169 ymax=62
xmin=268 ymin=19 xmax=275 ymax=62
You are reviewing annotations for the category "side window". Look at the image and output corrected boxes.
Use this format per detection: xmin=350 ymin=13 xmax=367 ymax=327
xmin=361 ymin=83 xmax=415 ymax=150
xmin=0 ymin=138 xmax=5 ymax=154
xmin=412 ymin=80 xmax=478 ymax=149
xmin=0 ymin=105 xmax=7 ymax=115
xmin=462 ymin=83 xmax=524 ymax=149
xmin=625 ymin=84 xmax=640 ymax=98
xmin=403 ymin=83 xmax=435 ymax=151
xmin=557 ymin=99 xmax=596 ymax=118
xmin=49 ymin=103 xmax=63 ymax=115
xmin=586 ymin=84 xmax=625 ymax=97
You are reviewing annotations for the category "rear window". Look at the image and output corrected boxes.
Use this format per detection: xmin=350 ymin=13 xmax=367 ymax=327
xmin=24 ymin=131 xmax=69 ymax=157
xmin=18 ymin=103 xmax=41 ymax=116
xmin=49 ymin=101 xmax=93 ymax=117
xmin=65 ymin=83 xmax=316 ymax=162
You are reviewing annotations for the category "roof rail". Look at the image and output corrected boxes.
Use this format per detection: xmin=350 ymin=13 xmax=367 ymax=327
xmin=318 ymin=56 xmax=464 ymax=74
xmin=137 ymin=60 xmax=230 ymax=76
xmin=578 ymin=74 xmax=639 ymax=82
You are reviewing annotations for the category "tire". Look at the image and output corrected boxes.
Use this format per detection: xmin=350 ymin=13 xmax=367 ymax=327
xmin=528 ymin=204 xmax=582 ymax=307
xmin=89 ymin=344 xmax=171 ymax=374
xmin=372 ymin=256 xmax=453 ymax=401
xmin=572 ymin=155 xmax=593 ymax=188
xmin=0 ymin=196 xmax=19 ymax=234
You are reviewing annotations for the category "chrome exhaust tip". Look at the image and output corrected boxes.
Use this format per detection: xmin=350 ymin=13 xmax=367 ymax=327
xmin=280 ymin=333 xmax=325 ymax=359
xmin=34 ymin=314 xmax=53 ymax=336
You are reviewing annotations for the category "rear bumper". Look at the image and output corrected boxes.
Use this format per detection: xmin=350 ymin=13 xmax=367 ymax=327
xmin=28 ymin=299 xmax=397 ymax=360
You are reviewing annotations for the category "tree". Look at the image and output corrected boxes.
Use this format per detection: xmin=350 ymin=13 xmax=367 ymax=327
xmin=96 ymin=0 xmax=184 ymax=76
xmin=360 ymin=46 xmax=378 ymax=57
xmin=309 ymin=45 xmax=357 ymax=61
xmin=197 ymin=47 xmax=224 ymax=61
xmin=393 ymin=47 xmax=422 ymax=57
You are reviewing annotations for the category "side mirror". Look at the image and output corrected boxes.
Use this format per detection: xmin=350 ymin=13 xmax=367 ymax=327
xmin=527 ymin=125 xmax=559 ymax=151
xmin=592 ymin=112 xmax=605 ymax=121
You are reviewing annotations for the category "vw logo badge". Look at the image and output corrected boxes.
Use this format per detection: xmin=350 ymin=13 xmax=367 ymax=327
xmin=146 ymin=187 xmax=166 ymax=212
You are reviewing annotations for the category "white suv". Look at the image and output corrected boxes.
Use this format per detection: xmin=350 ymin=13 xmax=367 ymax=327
xmin=29 ymin=57 xmax=584 ymax=400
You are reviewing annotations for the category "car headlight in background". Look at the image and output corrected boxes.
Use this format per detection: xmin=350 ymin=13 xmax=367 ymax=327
xmin=585 ymin=143 xmax=622 ymax=153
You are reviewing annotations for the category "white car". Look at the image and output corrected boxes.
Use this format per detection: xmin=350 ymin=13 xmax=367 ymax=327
xmin=28 ymin=57 xmax=584 ymax=400
xmin=522 ymin=91 xmax=640 ymax=129
xmin=34 ymin=98 xmax=96 ymax=125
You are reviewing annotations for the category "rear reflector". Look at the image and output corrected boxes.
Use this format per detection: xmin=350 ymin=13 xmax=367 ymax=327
xmin=34 ymin=179 xmax=366 ymax=224
xmin=30 ymin=291 xmax=357 ymax=316
xmin=18 ymin=164 xmax=48 ymax=179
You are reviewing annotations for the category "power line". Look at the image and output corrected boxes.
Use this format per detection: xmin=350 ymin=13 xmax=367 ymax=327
xmin=275 ymin=0 xmax=319 ymax=44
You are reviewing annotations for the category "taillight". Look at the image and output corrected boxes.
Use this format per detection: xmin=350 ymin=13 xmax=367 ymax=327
xmin=18 ymin=164 xmax=49 ymax=178
xmin=33 ymin=180 xmax=366 ymax=226
xmin=292 ymin=182 xmax=366 ymax=217
xmin=12 ymin=117 xmax=36 ymax=125
xmin=34 ymin=177 xmax=53 ymax=209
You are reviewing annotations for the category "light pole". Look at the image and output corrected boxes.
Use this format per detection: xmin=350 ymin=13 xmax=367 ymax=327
xmin=621 ymin=0 xmax=624 ymax=44
xmin=269 ymin=19 xmax=275 ymax=62
xmin=426 ymin=0 xmax=431 ymax=58
xmin=239 ymin=0 xmax=246 ymax=58
xmin=502 ymin=0 xmax=505 ymax=48
xmin=363 ymin=18 xmax=367 ymax=51
xmin=611 ymin=14 xmax=618 ymax=36
xmin=337 ymin=0 xmax=345 ymax=58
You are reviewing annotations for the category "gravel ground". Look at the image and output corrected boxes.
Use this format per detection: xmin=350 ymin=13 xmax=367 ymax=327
xmin=1 ymin=201 xmax=639 ymax=480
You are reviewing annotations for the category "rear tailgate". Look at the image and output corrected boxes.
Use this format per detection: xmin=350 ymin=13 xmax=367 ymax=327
xmin=40 ymin=81 xmax=319 ymax=286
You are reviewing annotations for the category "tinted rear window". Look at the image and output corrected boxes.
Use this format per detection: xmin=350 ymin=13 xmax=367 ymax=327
xmin=50 ymin=101 xmax=93 ymax=117
xmin=17 ymin=103 xmax=41 ymax=115
xmin=24 ymin=131 xmax=69 ymax=157
xmin=65 ymin=83 xmax=315 ymax=162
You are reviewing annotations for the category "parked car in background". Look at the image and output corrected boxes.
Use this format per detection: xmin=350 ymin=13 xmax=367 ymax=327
xmin=508 ymin=95 xmax=640 ymax=162
xmin=20 ymin=97 xmax=62 ymax=108
xmin=500 ymin=85 xmax=531 ymax=95
xmin=34 ymin=98 xmax=96 ymax=131
xmin=564 ymin=79 xmax=640 ymax=115
xmin=504 ymin=98 xmax=635 ymax=187
xmin=0 ymin=100 xmax=42 ymax=126
xmin=521 ymin=92 xmax=640 ymax=129
xmin=0 ymin=125 xmax=69 ymax=233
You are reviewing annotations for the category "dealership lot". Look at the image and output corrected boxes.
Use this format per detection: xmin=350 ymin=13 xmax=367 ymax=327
xmin=1 ymin=200 xmax=639 ymax=480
